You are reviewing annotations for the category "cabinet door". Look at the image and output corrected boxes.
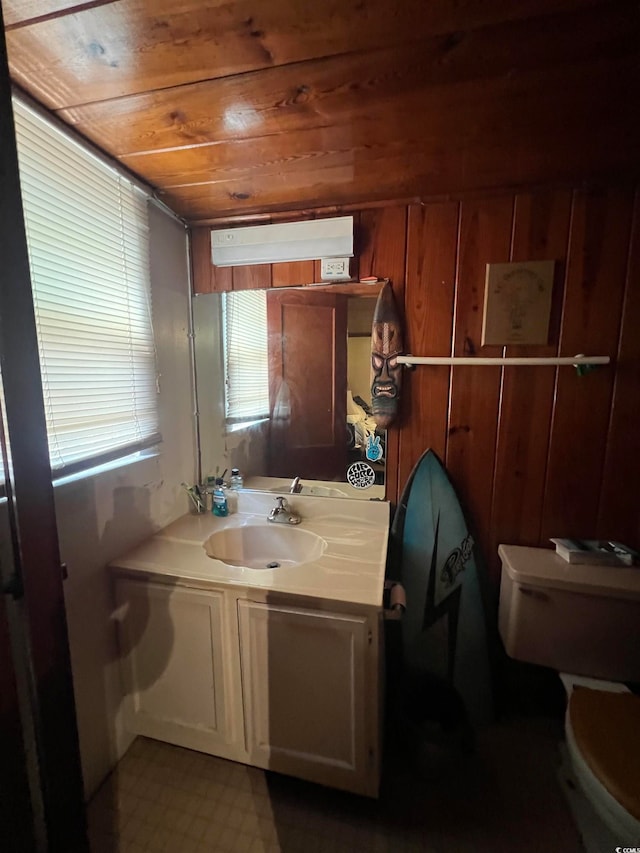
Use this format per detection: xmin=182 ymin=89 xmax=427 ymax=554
xmin=238 ymin=600 xmax=376 ymax=795
xmin=116 ymin=580 xmax=230 ymax=754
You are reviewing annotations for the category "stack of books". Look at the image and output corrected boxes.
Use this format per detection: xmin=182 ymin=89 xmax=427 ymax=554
xmin=550 ymin=538 xmax=639 ymax=567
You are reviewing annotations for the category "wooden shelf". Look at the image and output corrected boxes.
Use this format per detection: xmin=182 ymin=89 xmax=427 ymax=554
xmin=284 ymin=281 xmax=383 ymax=296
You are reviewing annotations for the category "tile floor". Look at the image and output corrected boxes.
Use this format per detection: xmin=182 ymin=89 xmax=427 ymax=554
xmin=88 ymin=717 xmax=583 ymax=853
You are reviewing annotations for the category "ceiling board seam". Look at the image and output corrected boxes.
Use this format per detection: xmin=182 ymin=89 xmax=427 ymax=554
xmin=183 ymin=176 xmax=640 ymax=227
xmin=4 ymin=0 xmax=117 ymax=32
xmin=45 ymin=41 xmax=424 ymax=111
xmin=117 ymin=124 xmax=343 ymax=159
xmin=34 ymin=2 xmax=638 ymax=112
xmin=55 ymin=50 xmax=639 ymax=119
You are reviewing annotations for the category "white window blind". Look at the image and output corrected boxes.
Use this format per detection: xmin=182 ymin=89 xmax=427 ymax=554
xmin=12 ymin=97 xmax=160 ymax=474
xmin=223 ymin=291 xmax=269 ymax=421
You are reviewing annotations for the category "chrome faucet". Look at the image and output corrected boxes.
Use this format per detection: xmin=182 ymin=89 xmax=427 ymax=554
xmin=290 ymin=476 xmax=303 ymax=494
xmin=268 ymin=496 xmax=301 ymax=525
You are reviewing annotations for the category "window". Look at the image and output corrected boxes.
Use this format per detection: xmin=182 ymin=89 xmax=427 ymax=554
xmin=13 ymin=97 xmax=160 ymax=475
xmin=222 ymin=290 xmax=269 ymax=422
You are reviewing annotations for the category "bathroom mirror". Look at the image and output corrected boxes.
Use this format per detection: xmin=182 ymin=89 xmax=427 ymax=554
xmin=193 ymin=288 xmax=385 ymax=499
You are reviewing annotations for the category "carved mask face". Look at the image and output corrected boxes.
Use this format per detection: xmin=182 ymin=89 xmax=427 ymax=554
xmin=371 ymin=321 xmax=402 ymax=399
xmin=370 ymin=281 xmax=403 ymax=429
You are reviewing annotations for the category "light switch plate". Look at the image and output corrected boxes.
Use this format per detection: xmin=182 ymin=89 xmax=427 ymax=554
xmin=320 ymin=258 xmax=350 ymax=280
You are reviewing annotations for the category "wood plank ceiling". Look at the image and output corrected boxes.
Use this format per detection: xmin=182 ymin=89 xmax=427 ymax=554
xmin=3 ymin=0 xmax=639 ymax=223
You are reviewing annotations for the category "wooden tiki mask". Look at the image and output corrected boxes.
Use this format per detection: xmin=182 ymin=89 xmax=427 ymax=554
xmin=370 ymin=281 xmax=403 ymax=428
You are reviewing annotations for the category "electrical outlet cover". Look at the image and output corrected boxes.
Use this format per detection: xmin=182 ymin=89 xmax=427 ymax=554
xmin=320 ymin=257 xmax=350 ymax=280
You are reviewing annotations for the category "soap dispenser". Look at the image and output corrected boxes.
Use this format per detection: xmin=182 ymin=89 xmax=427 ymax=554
xmin=212 ymin=478 xmax=229 ymax=517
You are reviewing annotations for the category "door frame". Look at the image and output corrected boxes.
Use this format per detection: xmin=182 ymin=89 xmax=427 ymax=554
xmin=0 ymin=11 xmax=88 ymax=851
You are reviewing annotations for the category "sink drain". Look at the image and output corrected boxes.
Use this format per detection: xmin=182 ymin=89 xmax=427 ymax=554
xmin=265 ymin=561 xmax=280 ymax=569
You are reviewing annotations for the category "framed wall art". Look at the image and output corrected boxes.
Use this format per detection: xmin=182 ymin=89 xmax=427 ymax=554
xmin=481 ymin=260 xmax=555 ymax=346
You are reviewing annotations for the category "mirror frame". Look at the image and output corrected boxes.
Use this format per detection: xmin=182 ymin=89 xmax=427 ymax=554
xmin=192 ymin=283 xmax=386 ymax=499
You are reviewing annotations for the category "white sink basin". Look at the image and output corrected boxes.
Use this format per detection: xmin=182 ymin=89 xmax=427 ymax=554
xmin=203 ymin=524 xmax=327 ymax=570
xmin=269 ymin=484 xmax=348 ymax=498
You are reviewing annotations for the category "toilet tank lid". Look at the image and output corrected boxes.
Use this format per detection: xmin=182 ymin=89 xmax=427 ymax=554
xmin=498 ymin=545 xmax=640 ymax=601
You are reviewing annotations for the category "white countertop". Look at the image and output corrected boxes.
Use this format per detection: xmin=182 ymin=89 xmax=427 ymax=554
xmin=109 ymin=491 xmax=390 ymax=608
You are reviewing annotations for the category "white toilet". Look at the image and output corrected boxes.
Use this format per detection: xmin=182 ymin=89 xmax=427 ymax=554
xmin=498 ymin=544 xmax=640 ymax=849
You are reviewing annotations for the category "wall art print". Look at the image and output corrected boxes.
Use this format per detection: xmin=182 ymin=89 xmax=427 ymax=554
xmin=481 ymin=260 xmax=555 ymax=346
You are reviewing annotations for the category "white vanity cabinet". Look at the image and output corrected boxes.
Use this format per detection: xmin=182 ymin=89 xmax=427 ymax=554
xmin=237 ymin=599 xmax=380 ymax=796
xmin=111 ymin=495 xmax=389 ymax=796
xmin=115 ymin=579 xmax=242 ymax=762
xmin=114 ymin=578 xmax=382 ymax=797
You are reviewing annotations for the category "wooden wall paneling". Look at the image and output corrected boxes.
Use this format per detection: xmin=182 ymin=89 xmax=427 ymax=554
xmin=446 ymin=196 xmax=514 ymax=577
xmin=212 ymin=265 xmax=233 ymax=293
xmin=597 ymin=188 xmax=640 ymax=548
xmin=489 ymin=189 xmax=572 ymax=564
xmin=399 ymin=202 xmax=458 ymax=489
xmin=272 ymin=261 xmax=315 ymax=288
xmin=357 ymin=206 xmax=407 ymax=504
xmin=541 ymin=187 xmax=635 ymax=541
xmin=359 ymin=207 xmax=407 ymax=301
xmin=190 ymin=227 xmax=231 ymax=294
xmin=232 ymin=264 xmax=272 ymax=291
xmin=190 ymin=226 xmax=211 ymax=293
xmin=348 ymin=211 xmax=362 ymax=283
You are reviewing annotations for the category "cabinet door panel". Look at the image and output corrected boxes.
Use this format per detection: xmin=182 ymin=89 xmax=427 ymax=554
xmin=117 ymin=581 xmax=226 ymax=744
xmin=238 ymin=600 xmax=370 ymax=791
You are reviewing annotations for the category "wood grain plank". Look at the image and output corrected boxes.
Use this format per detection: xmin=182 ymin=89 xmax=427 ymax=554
xmin=490 ymin=190 xmax=572 ymax=565
xmin=358 ymin=208 xmax=406 ymax=294
xmin=2 ymin=1 xmax=115 ymax=28
xmin=50 ymin=3 xmax=638 ymax=150
xmin=210 ymin=264 xmax=233 ymax=293
xmin=232 ymin=264 xmax=272 ymax=291
xmin=399 ymin=202 xmax=458 ymax=492
xmin=152 ymin=53 xmax=640 ymax=221
xmin=596 ymin=188 xmax=640 ymax=548
xmin=446 ymin=195 xmax=514 ymax=578
xmin=541 ymin=187 xmax=635 ymax=541
xmin=122 ymin=128 xmax=418 ymax=188
xmin=357 ymin=206 xmax=407 ymax=505
xmin=272 ymin=260 xmax=315 ymax=288
xmin=191 ymin=226 xmax=233 ymax=293
xmin=7 ymin=0 xmax=608 ymax=109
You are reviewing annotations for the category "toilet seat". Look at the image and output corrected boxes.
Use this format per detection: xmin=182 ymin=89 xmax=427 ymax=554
xmin=565 ymin=686 xmax=640 ymax=842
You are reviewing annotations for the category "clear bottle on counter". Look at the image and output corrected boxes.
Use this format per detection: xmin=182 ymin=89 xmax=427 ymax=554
xmin=229 ymin=468 xmax=243 ymax=490
xmin=225 ymin=483 xmax=238 ymax=514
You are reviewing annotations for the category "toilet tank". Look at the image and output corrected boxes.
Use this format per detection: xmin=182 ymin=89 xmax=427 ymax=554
xmin=498 ymin=545 xmax=640 ymax=682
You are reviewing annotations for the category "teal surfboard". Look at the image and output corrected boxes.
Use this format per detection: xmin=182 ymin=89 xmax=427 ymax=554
xmin=391 ymin=449 xmax=493 ymax=727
